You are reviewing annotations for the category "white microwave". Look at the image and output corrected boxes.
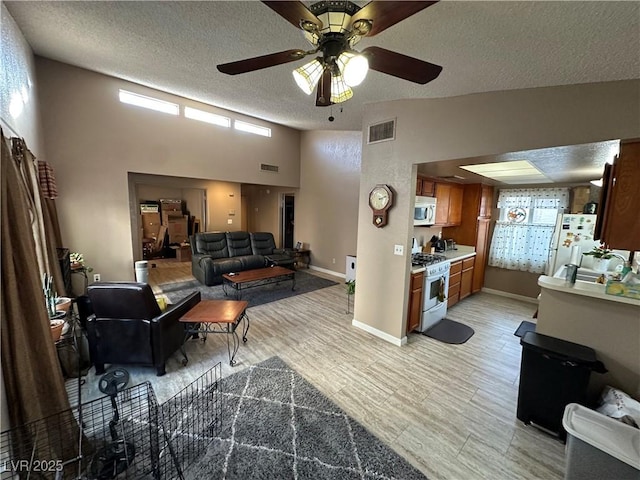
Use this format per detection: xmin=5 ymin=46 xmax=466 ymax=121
xmin=414 ymin=196 xmax=436 ymax=226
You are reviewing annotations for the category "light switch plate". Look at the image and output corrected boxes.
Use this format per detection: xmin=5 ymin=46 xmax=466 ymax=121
xmin=394 ymin=245 xmax=404 ymax=256
xmin=227 ymin=219 xmax=233 ymax=224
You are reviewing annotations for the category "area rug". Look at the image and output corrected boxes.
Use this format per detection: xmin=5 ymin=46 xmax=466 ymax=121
xmin=514 ymin=320 xmax=536 ymax=338
xmin=159 ymin=270 xmax=337 ymax=307
xmin=184 ymin=356 xmax=427 ymax=480
xmin=422 ymin=318 xmax=474 ymax=344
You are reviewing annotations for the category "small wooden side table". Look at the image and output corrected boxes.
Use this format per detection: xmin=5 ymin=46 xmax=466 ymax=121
xmin=288 ymin=249 xmax=311 ymax=269
xmin=179 ymin=300 xmax=249 ymax=366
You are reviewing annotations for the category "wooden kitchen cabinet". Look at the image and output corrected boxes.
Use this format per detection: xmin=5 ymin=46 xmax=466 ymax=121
xmin=407 ymin=271 xmax=424 ymax=333
xmin=416 ymin=175 xmax=435 ymax=196
xmin=435 ymin=182 xmax=463 ymax=226
xmin=595 ymin=139 xmax=640 ymax=251
xmin=460 ymin=257 xmax=475 ymax=300
xmin=448 ymin=260 xmax=462 ymax=308
xmin=442 ymin=184 xmax=494 ymax=294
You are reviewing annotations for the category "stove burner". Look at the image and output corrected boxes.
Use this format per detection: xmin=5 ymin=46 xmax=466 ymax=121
xmin=411 ymin=253 xmax=447 ymax=266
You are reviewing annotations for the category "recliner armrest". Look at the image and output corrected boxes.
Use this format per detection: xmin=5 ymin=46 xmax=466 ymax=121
xmin=153 ymin=291 xmax=201 ymax=324
xmin=273 ymin=248 xmax=290 ymax=256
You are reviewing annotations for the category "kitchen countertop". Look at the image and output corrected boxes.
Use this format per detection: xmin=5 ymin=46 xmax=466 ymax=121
xmin=411 ymin=245 xmax=476 ymax=274
xmin=538 ymin=275 xmax=640 ymax=307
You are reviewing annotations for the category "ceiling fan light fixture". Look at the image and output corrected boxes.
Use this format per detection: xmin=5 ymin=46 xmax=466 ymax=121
xmin=337 ymin=51 xmax=369 ymax=87
xmin=293 ymin=59 xmax=324 ymax=95
xmin=330 ymin=73 xmax=353 ymax=104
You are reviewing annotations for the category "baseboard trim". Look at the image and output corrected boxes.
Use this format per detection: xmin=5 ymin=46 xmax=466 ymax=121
xmin=481 ymin=287 xmax=538 ymax=304
xmin=352 ymin=319 xmax=404 ymax=346
xmin=309 ymin=265 xmax=344 ymax=278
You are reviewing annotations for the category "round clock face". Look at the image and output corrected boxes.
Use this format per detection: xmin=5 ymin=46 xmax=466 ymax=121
xmin=369 ymin=187 xmax=390 ymax=211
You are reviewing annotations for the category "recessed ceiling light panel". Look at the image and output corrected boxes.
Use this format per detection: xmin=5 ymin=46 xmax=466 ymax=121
xmin=459 ymin=160 xmax=550 ymax=184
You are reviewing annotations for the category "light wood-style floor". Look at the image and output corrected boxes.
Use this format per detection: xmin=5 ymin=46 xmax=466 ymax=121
xmin=114 ymin=261 xmax=567 ymax=479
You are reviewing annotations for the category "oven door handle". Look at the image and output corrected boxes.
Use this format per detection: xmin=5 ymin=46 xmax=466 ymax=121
xmin=437 ymin=276 xmax=447 ymax=302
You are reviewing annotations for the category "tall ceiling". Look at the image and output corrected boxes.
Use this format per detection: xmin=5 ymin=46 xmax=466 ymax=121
xmin=6 ymin=1 xmax=640 ymax=133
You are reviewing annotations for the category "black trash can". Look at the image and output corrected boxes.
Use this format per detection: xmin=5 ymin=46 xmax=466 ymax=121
xmin=516 ymin=331 xmax=606 ymax=439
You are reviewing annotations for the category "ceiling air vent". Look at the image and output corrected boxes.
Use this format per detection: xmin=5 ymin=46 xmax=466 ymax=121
xmin=260 ymin=163 xmax=279 ymax=173
xmin=367 ymin=119 xmax=396 ymax=144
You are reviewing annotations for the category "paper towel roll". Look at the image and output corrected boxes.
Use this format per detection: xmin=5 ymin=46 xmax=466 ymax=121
xmin=569 ymin=245 xmax=582 ymax=266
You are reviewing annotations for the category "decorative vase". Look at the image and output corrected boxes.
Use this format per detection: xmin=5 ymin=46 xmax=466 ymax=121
xmin=592 ymin=257 xmax=611 ymax=273
xmin=56 ymin=297 xmax=72 ymax=312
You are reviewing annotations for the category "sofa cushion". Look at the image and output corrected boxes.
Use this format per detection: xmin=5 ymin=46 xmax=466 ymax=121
xmin=226 ymin=231 xmax=253 ymax=257
xmin=235 ymin=255 xmax=267 ymax=271
xmin=250 ymin=232 xmax=276 ymax=255
xmin=194 ymin=232 xmax=228 ymax=259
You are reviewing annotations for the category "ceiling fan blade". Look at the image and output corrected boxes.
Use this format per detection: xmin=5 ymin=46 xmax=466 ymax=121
xmin=363 ymin=46 xmax=442 ymax=84
xmin=315 ymin=69 xmax=332 ymax=107
xmin=261 ymin=1 xmax=323 ymax=31
xmin=350 ymin=1 xmax=438 ymax=37
xmin=217 ymin=49 xmax=308 ymax=75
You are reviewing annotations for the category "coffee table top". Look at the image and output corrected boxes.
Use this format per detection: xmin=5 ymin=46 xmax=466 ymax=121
xmin=223 ymin=266 xmax=294 ymax=284
xmin=179 ymin=300 xmax=248 ymax=324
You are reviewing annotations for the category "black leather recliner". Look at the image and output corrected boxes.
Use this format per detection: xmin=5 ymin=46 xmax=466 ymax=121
xmin=86 ymin=282 xmax=200 ymax=376
xmin=250 ymin=232 xmax=295 ymax=268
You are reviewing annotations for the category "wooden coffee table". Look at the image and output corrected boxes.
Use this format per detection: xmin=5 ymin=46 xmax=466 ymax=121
xmin=179 ymin=300 xmax=249 ymax=366
xmin=222 ymin=266 xmax=295 ymax=299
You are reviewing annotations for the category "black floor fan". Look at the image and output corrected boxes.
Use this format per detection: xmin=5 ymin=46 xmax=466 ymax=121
xmin=90 ymin=369 xmax=136 ymax=480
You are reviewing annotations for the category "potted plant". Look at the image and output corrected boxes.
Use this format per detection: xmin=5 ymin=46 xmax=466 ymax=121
xmin=43 ymin=273 xmax=66 ymax=341
xmin=346 ymin=280 xmax=355 ymax=314
xmin=70 ymin=252 xmax=93 ymax=272
xmin=583 ymin=245 xmax=613 ymax=273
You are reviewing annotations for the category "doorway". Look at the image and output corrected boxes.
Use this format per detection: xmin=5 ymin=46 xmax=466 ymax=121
xmin=281 ymin=194 xmax=295 ymax=249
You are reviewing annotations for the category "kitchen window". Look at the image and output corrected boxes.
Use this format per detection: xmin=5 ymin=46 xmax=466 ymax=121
xmin=489 ymin=188 xmax=569 ymax=273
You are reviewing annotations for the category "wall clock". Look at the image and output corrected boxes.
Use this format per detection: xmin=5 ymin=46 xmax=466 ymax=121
xmin=369 ymin=184 xmax=394 ymax=228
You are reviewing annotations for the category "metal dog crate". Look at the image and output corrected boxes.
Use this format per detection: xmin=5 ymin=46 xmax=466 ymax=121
xmin=0 ymin=363 xmax=222 ymax=480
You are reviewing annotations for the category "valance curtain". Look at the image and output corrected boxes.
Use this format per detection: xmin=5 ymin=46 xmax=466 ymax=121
xmin=496 ymin=188 xmax=570 ymax=210
xmin=1 ymin=131 xmax=72 ymax=435
xmin=489 ymin=187 xmax=569 ymax=274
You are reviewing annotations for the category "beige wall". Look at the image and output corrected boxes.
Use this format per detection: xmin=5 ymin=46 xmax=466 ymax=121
xmin=484 ymin=267 xmax=541 ymax=299
xmin=356 ymin=80 xmax=640 ymax=343
xmin=35 ymin=58 xmax=301 ymax=281
xmin=296 ymin=130 xmax=362 ymax=274
xmin=241 ymin=184 xmax=298 ymax=247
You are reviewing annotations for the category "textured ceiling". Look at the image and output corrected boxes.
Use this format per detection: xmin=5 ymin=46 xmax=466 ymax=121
xmin=5 ymin=0 xmax=640 ymax=133
xmin=5 ymin=1 xmax=639 ymax=184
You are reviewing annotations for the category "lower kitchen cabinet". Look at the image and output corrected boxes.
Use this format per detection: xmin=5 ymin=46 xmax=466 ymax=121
xmin=407 ymin=271 xmax=424 ymax=333
xmin=460 ymin=257 xmax=475 ymax=300
xmin=448 ymin=261 xmax=462 ymax=308
xmin=448 ymin=256 xmax=475 ymax=307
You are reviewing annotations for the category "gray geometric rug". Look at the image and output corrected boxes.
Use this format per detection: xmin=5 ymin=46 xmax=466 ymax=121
xmin=159 ymin=270 xmax=338 ymax=307
xmin=184 ymin=357 xmax=427 ymax=480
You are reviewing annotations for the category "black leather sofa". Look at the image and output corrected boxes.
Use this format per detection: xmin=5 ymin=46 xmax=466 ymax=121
xmin=86 ymin=282 xmax=201 ymax=376
xmin=190 ymin=231 xmax=294 ymax=286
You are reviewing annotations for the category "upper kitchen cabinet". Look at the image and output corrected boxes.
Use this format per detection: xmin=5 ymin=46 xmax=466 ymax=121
xmin=442 ymin=184 xmax=494 ymax=294
xmin=435 ymin=182 xmax=463 ymax=226
xmin=595 ymin=139 xmax=640 ymax=251
xmin=416 ymin=175 xmax=435 ymax=196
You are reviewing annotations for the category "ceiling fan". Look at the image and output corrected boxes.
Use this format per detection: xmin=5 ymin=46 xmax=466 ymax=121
xmin=216 ymin=1 xmax=443 ymax=107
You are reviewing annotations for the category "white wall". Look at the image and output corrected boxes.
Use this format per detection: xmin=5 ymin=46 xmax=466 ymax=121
xmin=35 ymin=58 xmax=301 ymax=281
xmin=355 ymin=81 xmax=640 ymax=342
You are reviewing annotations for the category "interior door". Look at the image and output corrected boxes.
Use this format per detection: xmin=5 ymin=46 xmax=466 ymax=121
xmin=281 ymin=194 xmax=295 ymax=249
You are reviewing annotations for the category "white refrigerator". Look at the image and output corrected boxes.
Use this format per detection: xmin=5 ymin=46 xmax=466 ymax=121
xmin=547 ymin=214 xmax=599 ymax=276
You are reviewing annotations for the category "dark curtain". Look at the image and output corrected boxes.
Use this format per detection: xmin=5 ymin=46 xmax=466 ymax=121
xmin=1 ymin=133 xmax=75 ymax=442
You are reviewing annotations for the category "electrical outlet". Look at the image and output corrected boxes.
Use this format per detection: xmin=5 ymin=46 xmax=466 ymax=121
xmin=227 ymin=218 xmax=233 ymax=224
xmin=332 ymin=258 xmax=336 ymax=264
xmin=93 ymin=273 xmax=101 ymax=282
xmin=394 ymin=245 xmax=404 ymax=256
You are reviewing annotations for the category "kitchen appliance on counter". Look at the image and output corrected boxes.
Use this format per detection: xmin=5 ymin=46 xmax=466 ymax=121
xmin=412 ymin=253 xmax=451 ymax=332
xmin=547 ymin=214 xmax=599 ymax=276
xmin=414 ymin=196 xmax=436 ymax=226
xmin=445 ymin=239 xmax=457 ymax=251
xmin=430 ymin=235 xmax=446 ymax=253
